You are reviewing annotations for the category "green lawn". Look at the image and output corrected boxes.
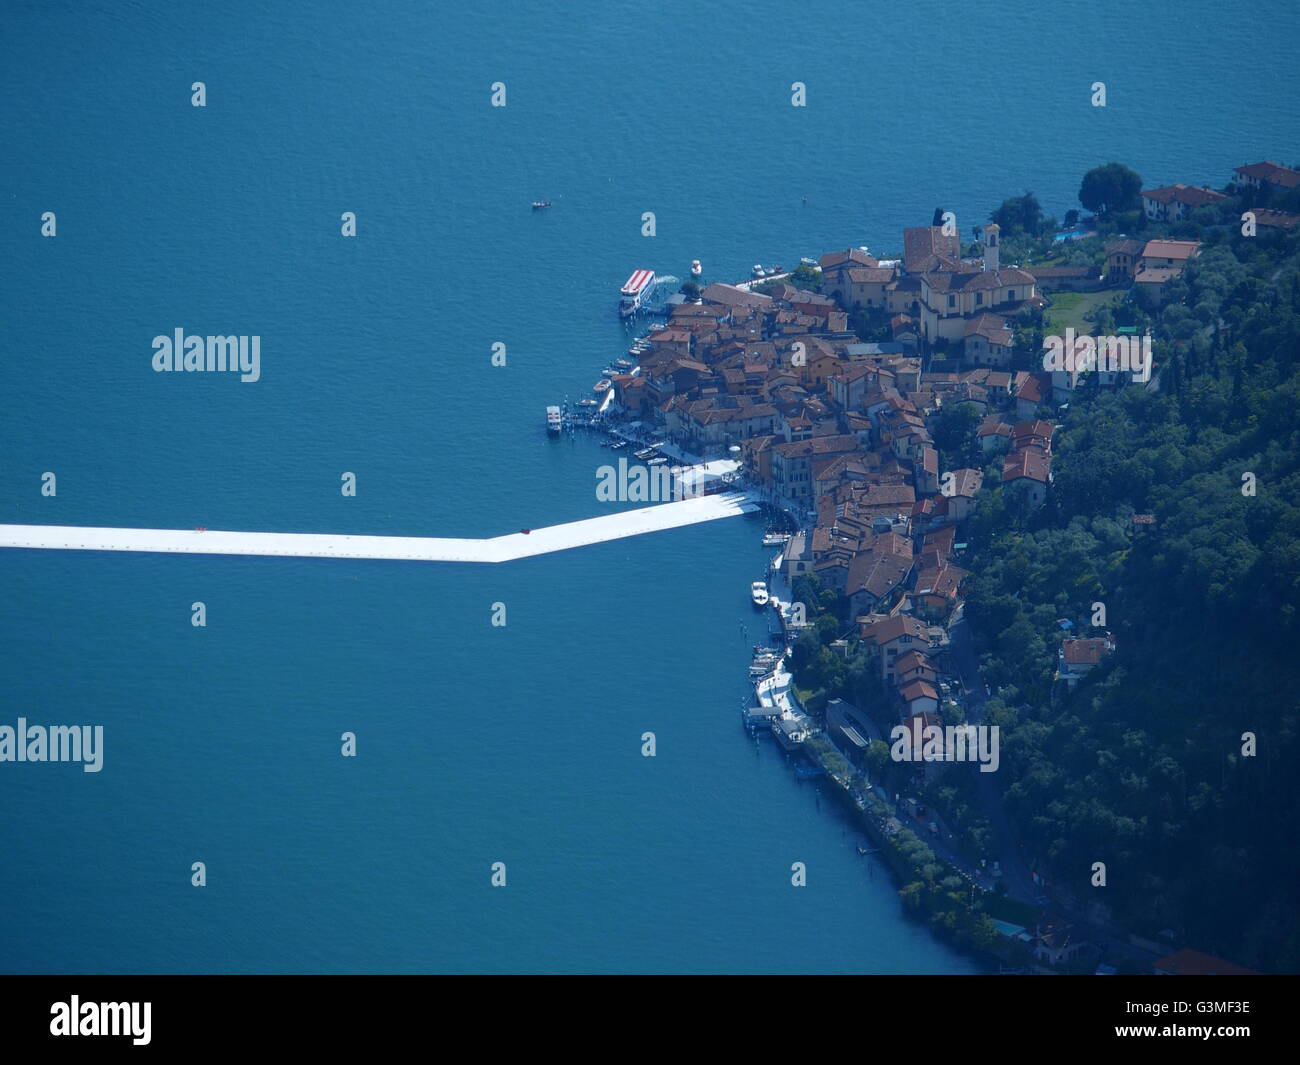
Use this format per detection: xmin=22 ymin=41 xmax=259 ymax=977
xmin=1042 ymin=289 xmax=1123 ymax=334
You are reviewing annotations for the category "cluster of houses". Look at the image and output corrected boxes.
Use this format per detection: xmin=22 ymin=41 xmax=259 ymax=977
xmin=1142 ymin=159 xmax=1300 ymax=224
xmin=603 ymin=219 xmax=1132 ymax=740
xmin=1106 ymin=237 xmax=1203 ymax=306
xmin=1125 ymin=160 xmax=1300 ymax=305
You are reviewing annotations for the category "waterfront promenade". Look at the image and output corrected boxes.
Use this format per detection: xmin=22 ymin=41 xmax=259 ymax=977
xmin=0 ymin=491 xmax=758 ymax=564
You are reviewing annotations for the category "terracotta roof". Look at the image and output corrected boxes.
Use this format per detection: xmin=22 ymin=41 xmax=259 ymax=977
xmin=846 ymin=549 xmax=912 ymax=601
xmin=772 ymin=434 xmax=861 ymax=459
xmin=1002 ymin=448 xmax=1051 ymax=484
xmin=903 ymin=226 xmax=962 ymax=274
xmin=1252 ymin=208 xmax=1300 ymax=230
xmin=900 ymin=678 xmax=939 ymax=704
xmin=1142 ymin=184 xmax=1227 ymax=207
xmin=1141 ymin=239 xmax=1201 ymax=261
xmin=862 ymin=613 xmax=929 ymax=646
xmin=820 ymin=248 xmax=879 ymax=270
xmin=949 ymin=468 xmax=983 ymax=498
xmin=1235 ymin=161 xmax=1300 ymax=189
xmin=1013 ymin=419 xmax=1055 ymax=441
xmin=1017 ymin=374 xmax=1049 ymax=403
xmin=1135 ymin=265 xmax=1182 ymax=284
xmin=1061 ymin=637 xmax=1113 ymax=665
xmin=964 ymin=313 xmax=1012 ymax=346
xmin=846 ymin=266 xmax=897 ymax=284
xmin=1106 ymin=239 xmax=1144 ymax=257
xmin=701 ymin=283 xmax=774 ymax=308
xmin=916 ymin=561 xmax=966 ymax=599
xmin=895 ymin=650 xmax=934 ymax=674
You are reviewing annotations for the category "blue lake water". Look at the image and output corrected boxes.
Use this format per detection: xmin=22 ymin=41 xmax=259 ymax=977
xmin=1 ymin=0 xmax=1295 ymax=972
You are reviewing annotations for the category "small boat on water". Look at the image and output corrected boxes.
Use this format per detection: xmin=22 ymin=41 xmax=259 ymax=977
xmin=691 ymin=259 xmax=703 ymax=277
xmin=800 ymin=256 xmax=817 ymax=267
xmin=751 ymin=581 xmax=769 ymax=608
xmin=762 ymin=531 xmax=791 ymax=547
xmin=531 ymin=201 xmax=552 ymax=210
xmin=751 ymin=264 xmax=765 ymax=279
xmin=546 ymin=406 xmax=562 ymax=434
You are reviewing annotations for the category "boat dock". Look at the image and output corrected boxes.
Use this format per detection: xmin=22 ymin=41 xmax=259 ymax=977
xmin=0 ymin=491 xmax=759 ymax=565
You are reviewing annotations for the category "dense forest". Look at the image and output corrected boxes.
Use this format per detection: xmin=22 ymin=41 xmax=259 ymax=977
xmin=963 ymin=165 xmax=1300 ymax=971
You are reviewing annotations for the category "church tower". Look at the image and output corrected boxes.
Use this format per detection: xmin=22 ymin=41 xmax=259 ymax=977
xmin=983 ymin=223 xmax=1000 ymax=272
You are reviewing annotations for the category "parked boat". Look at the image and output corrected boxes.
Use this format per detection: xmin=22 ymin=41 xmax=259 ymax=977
xmin=691 ymin=259 xmax=703 ymax=277
xmin=531 ymin=201 xmax=552 ymax=210
xmin=762 ymin=531 xmax=791 ymax=547
xmin=800 ymin=256 xmax=817 ymax=267
xmin=751 ymin=581 xmax=769 ymax=608
xmin=546 ymin=406 xmax=562 ymax=434
xmin=619 ymin=269 xmax=656 ymax=317
xmin=751 ymin=264 xmax=765 ymax=278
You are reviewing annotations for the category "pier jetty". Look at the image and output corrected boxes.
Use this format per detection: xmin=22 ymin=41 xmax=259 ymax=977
xmin=0 ymin=491 xmax=758 ymax=565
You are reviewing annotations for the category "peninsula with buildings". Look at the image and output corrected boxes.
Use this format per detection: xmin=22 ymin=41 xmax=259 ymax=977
xmin=571 ymin=158 xmax=1300 ymax=974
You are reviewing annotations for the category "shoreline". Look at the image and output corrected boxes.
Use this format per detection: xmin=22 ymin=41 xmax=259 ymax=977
xmin=571 ymin=297 xmax=1023 ymax=972
xmin=573 ymin=256 xmax=1123 ymax=972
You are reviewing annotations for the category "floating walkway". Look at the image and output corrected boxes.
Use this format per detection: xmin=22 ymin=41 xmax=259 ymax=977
xmin=0 ymin=491 xmax=759 ymax=565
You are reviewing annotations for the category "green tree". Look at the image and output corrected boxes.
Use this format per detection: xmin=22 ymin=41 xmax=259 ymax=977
xmin=1079 ymin=162 xmax=1143 ymax=216
xmin=991 ymin=192 xmax=1044 ymax=237
xmin=934 ymin=401 xmax=982 ymax=462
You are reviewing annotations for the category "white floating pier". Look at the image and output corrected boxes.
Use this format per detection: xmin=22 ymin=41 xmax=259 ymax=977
xmin=0 ymin=491 xmax=759 ymax=565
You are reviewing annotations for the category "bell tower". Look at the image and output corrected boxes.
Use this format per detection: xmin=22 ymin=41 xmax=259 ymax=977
xmin=982 ymin=223 xmax=999 ymax=272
